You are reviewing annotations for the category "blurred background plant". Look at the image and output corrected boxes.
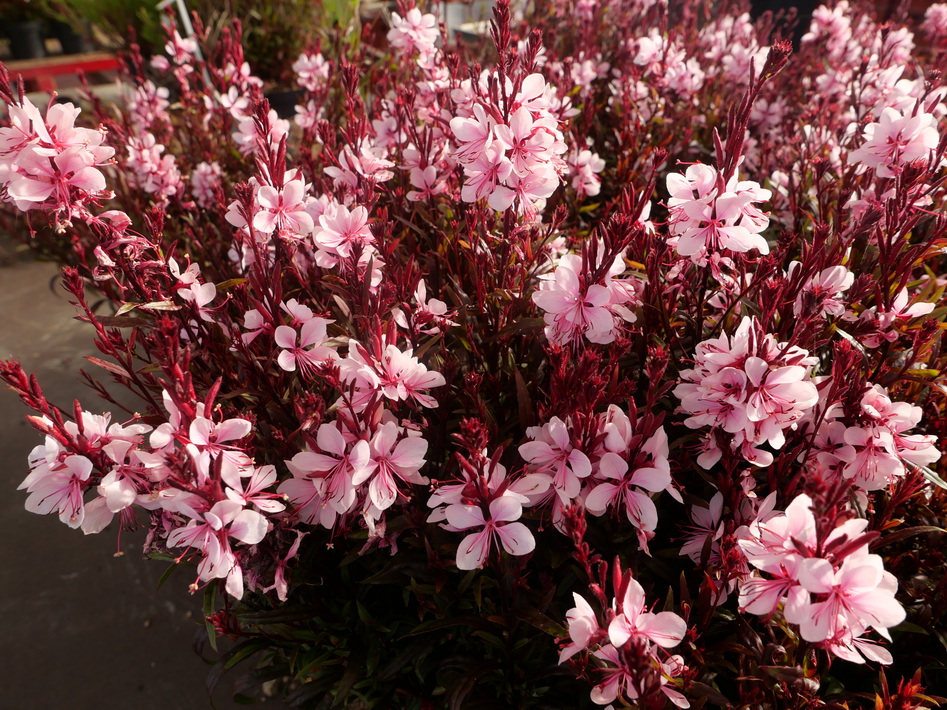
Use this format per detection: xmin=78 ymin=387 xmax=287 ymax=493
xmin=44 ymin=0 xmax=166 ymax=54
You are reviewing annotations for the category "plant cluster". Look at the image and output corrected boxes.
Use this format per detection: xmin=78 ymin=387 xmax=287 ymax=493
xmin=3 ymin=0 xmax=947 ymax=707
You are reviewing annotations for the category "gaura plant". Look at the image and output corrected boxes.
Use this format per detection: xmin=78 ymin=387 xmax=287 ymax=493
xmin=3 ymin=0 xmax=947 ymax=707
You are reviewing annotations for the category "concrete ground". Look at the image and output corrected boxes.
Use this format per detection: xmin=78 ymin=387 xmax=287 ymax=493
xmin=0 ymin=240 xmax=284 ymax=709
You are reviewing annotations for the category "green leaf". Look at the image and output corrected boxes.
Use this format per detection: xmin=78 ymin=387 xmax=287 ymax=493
xmin=402 ymin=614 xmax=493 ymax=638
xmin=215 ymin=278 xmax=247 ymax=292
xmin=330 ymin=651 xmax=363 ymax=708
xmin=515 ymin=607 xmax=566 ymax=637
xmin=223 ymin=640 xmax=268 ymax=670
xmin=155 ymin=561 xmax=179 ymax=590
xmin=203 ymin=584 xmax=219 ymax=652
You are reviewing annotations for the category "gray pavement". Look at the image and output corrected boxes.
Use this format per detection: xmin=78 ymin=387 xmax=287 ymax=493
xmin=0 ymin=242 xmax=284 ymax=709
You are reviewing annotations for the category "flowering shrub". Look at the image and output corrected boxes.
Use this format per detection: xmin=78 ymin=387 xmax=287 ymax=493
xmin=4 ymin=0 xmax=947 ymax=707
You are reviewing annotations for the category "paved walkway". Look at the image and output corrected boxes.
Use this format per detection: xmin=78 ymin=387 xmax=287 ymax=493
xmin=0 ymin=242 xmax=282 ymax=708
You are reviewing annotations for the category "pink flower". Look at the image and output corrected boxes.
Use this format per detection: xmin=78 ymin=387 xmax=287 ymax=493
xmin=387 ymin=7 xmax=439 ymax=60
xmin=680 ymin=492 xmax=725 ymax=564
xmin=233 ymin=110 xmax=290 ymax=157
xmin=559 ymin=593 xmax=600 ymax=663
xmin=923 ymin=3 xmax=947 ymax=39
xmin=608 ymin=577 xmax=687 ymax=650
xmin=849 ymin=104 xmax=939 ymax=178
xmin=225 ymin=464 xmax=286 ymax=514
xmin=666 ymin=164 xmax=770 ymax=262
xmin=20 ymin=448 xmax=93 ymax=529
xmin=253 ymin=172 xmax=315 ymax=237
xmin=167 ymin=499 xmax=268 ymax=599
xmin=446 ymin=496 xmax=536 ymax=570
xmin=364 ymin=422 xmax=429 ymax=511
xmin=568 ymin=147 xmax=606 ymax=197
xmin=190 ymin=161 xmax=222 ymax=208
xmin=338 ymin=340 xmax=446 ymax=410
xmin=737 ymin=494 xmax=905 ymax=662
xmin=315 ymin=203 xmax=374 ymax=258
xmin=450 ymin=104 xmax=496 ymax=165
xmin=284 ymin=421 xmax=370 ymax=518
xmin=292 ymin=52 xmax=330 ymax=92
xmin=406 ymin=165 xmax=447 ymax=202
xmin=324 ymin=143 xmax=394 ymax=189
xmin=185 ymin=415 xmax=254 ymax=488
xmin=675 ymin=317 xmax=819 ymax=468
xmin=795 ymin=553 xmax=906 ymax=643
xmin=274 ymin=317 xmax=337 ymax=376
xmin=791 ymin=264 xmax=853 ymax=318
xmin=519 ymin=416 xmax=592 ymax=504
xmin=533 ymin=253 xmax=636 ymax=345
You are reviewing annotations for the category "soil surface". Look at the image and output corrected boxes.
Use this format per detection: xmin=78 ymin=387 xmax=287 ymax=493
xmin=0 ymin=241 xmax=286 ymax=709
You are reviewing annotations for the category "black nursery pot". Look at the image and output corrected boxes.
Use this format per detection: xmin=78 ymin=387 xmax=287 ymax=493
xmin=5 ymin=20 xmax=46 ymax=60
xmin=264 ymin=88 xmax=304 ymax=119
xmin=49 ymin=20 xmax=90 ymax=55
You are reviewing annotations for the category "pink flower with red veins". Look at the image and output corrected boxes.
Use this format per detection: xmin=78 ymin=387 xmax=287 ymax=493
xmin=406 ymin=165 xmax=447 ymax=202
xmin=494 ymin=107 xmax=557 ymax=177
xmin=6 ymin=145 xmax=108 ymax=210
xmin=585 ymin=429 xmax=674 ymax=550
xmin=743 ymin=357 xmax=819 ymax=424
xmin=186 ymin=415 xmax=254 ymax=488
xmin=589 ymin=645 xmax=637 ymax=705
xmin=504 ymin=168 xmax=561 ymax=215
xmin=666 ymin=163 xmax=771 ymax=261
xmin=225 ymin=464 xmax=286 ymax=514
xmin=737 ymin=493 xmax=905 ymax=662
xmin=450 ymin=103 xmax=496 ymax=165
xmin=849 ymin=103 xmax=939 ymax=178
xmin=19 ymin=449 xmax=92 ymax=529
xmin=840 ymin=426 xmax=901 ymax=490
xmin=285 ymin=421 xmax=370 ymax=517
xmin=532 ymin=254 xmax=614 ymax=345
xmin=277 ymin=474 xmax=333 ymax=529
xmin=253 ymin=172 xmax=315 ymax=237
xmin=795 ymin=553 xmax=906 ymax=643
xmin=675 ymin=317 xmax=818 ymax=468
xmin=737 ymin=493 xmax=817 ymax=573
xmin=680 ymin=492 xmax=725 ymax=564
xmin=167 ymin=499 xmax=268 ymax=599
xmin=512 ymin=73 xmax=554 ymax=113
xmin=393 ymin=279 xmax=458 ymax=334
xmin=325 ymin=143 xmax=394 ymax=189
xmin=445 ymin=496 xmax=535 ymax=570
xmin=315 ymin=203 xmax=374 ymax=258
xmin=364 ymin=422 xmax=429 ymax=511
xmin=559 ymin=593 xmax=601 ymax=663
xmin=608 ymin=576 xmax=687 ymax=650
xmin=459 ymin=144 xmax=515 ymax=206
xmin=339 ymin=340 xmax=446 ymax=409
xmin=519 ymin=416 xmax=592 ymax=504
xmin=274 ymin=317 xmax=337 ymax=376
xmin=791 ymin=264 xmax=854 ymax=317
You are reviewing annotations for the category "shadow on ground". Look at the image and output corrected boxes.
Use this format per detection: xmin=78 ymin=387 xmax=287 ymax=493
xmin=0 ymin=241 xmax=287 ymax=709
